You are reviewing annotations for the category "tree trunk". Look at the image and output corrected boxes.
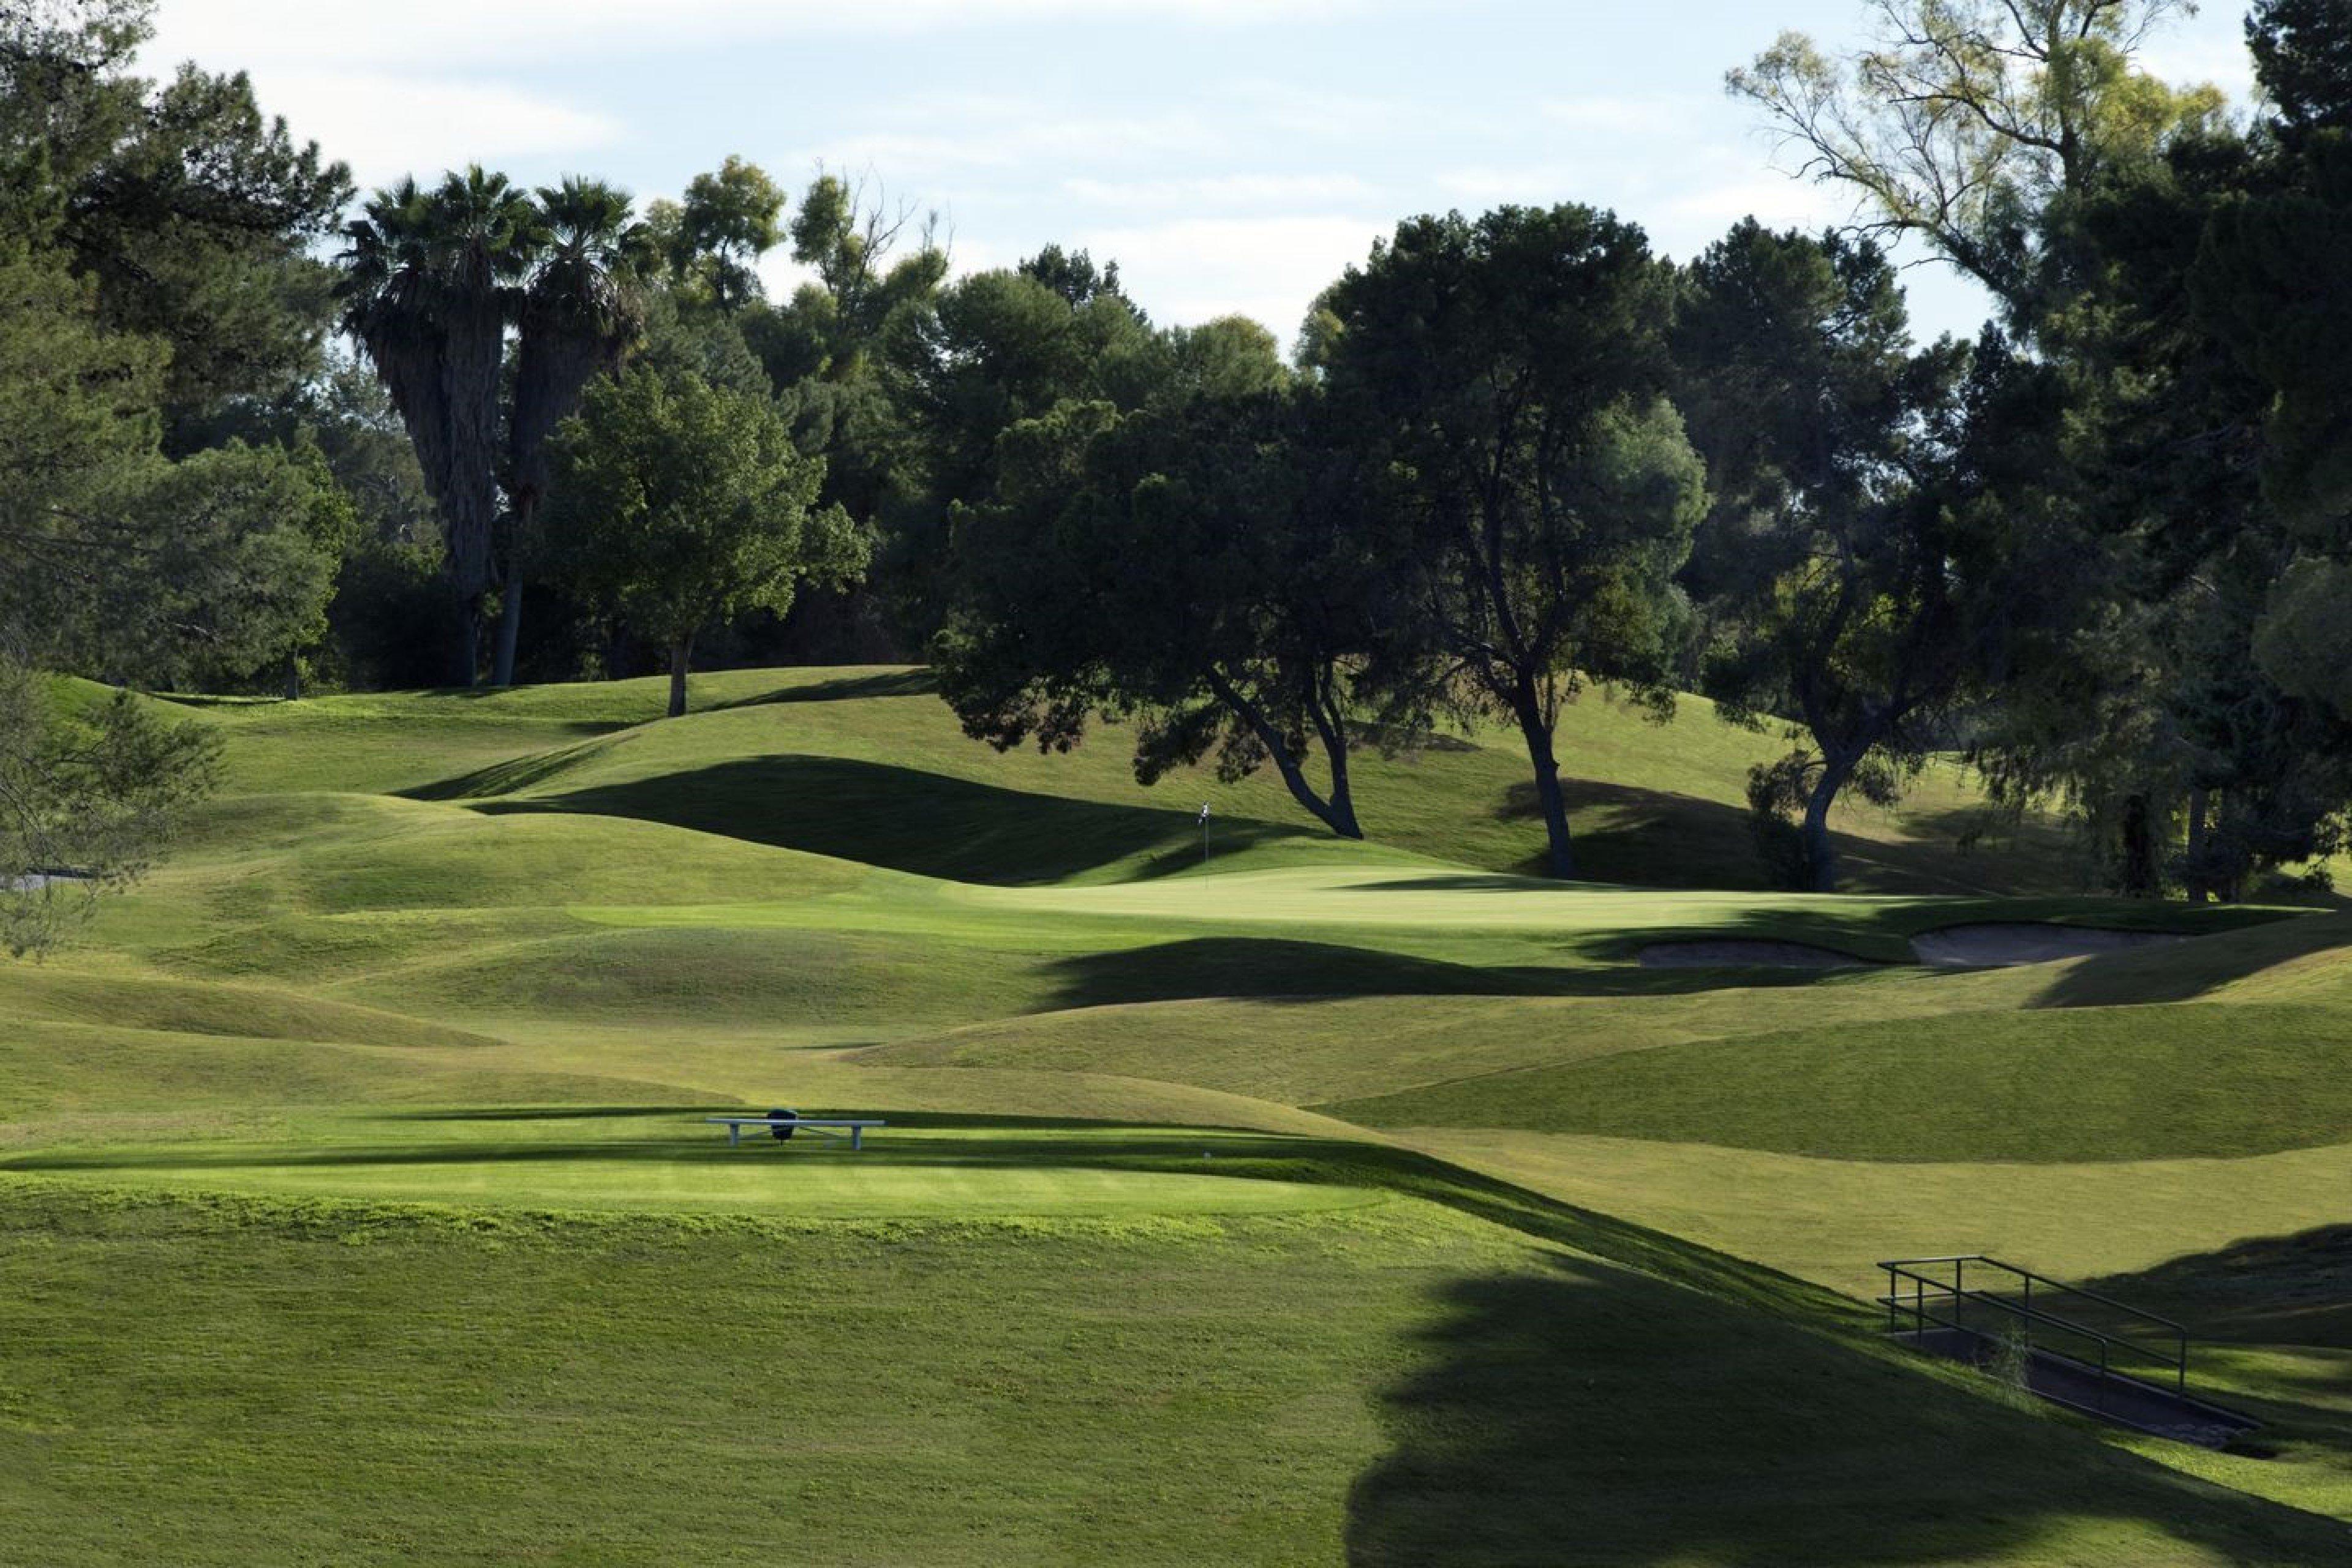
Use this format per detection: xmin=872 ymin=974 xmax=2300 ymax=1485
xmin=2184 ymin=786 xmax=2211 ymax=903
xmin=492 ymin=574 xmax=523 ymax=688
xmin=2119 ymin=793 xmax=2158 ymax=897
xmin=454 ymin=598 xmax=480 ymax=689
xmin=1508 ymin=688 xmax=1575 ymax=878
xmin=1317 ymin=719 xmax=1362 ymax=839
xmin=1800 ymin=750 xmax=1861 ymax=894
xmin=282 ymin=653 xmax=301 ymax=703
xmin=666 ymin=637 xmax=692 ymax=718
xmin=1203 ymin=669 xmax=1363 ymax=839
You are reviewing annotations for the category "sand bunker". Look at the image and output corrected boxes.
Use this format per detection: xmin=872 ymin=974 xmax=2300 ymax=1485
xmin=1637 ymin=940 xmax=1879 ymax=970
xmin=3 ymin=872 xmax=87 ymax=892
xmin=1909 ymin=922 xmax=2188 ymax=968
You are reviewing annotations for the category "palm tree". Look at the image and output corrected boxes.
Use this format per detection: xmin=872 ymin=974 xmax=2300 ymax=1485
xmin=494 ymin=177 xmax=646 ymax=687
xmin=337 ymin=167 xmax=540 ymax=685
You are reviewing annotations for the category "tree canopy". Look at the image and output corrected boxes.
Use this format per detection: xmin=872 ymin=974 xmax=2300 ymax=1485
xmin=545 ymin=365 xmax=868 ymax=717
xmin=1319 ymin=204 xmax=1706 ymax=877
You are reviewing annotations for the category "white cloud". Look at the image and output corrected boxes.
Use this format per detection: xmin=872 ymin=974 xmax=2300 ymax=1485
xmin=1538 ymin=94 xmax=1707 ymax=140
xmin=244 ymin=72 xmax=622 ymax=187
xmin=1653 ymin=175 xmax=1845 ymax=255
xmin=1062 ymin=172 xmax=1381 ymax=209
xmin=817 ymin=110 xmax=1226 ymax=176
xmin=1078 ymin=214 xmax=1387 ymax=336
xmin=143 ymin=0 xmax=1347 ymax=73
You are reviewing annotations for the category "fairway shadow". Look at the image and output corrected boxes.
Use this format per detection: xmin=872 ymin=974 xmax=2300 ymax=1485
xmin=707 ymin=669 xmax=937 ymax=708
xmin=1483 ymin=779 xmax=2050 ymax=896
xmin=2030 ymin=912 xmax=2352 ymax=1009
xmin=2084 ymin=1226 xmax=2352 ymax=1351
xmin=468 ymin=755 xmax=1314 ymax=884
xmin=1040 ymin=935 xmax=1910 ymax=1004
xmin=1040 ymin=938 xmax=1616 ymax=1008
xmin=1345 ymin=1252 xmax=2350 ymax=1566
xmin=405 ymin=736 xmax=624 ymax=801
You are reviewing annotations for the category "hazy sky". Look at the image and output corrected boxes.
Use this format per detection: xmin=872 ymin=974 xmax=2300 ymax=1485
xmin=141 ymin=0 xmax=2261 ymax=347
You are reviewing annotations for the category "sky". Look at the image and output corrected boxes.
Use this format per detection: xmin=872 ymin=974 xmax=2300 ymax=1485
xmin=140 ymin=0 xmax=2262 ymax=349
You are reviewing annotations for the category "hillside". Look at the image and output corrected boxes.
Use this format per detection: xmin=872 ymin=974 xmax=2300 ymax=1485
xmin=4 ymin=666 xmax=2350 ymax=1563
xmin=136 ymin=665 xmax=2085 ymax=892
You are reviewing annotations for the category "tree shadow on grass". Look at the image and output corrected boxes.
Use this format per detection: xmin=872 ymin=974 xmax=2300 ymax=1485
xmin=2084 ymin=1226 xmax=2352 ymax=1352
xmin=404 ymin=736 xmax=622 ymax=802
xmin=467 ymin=755 xmax=1315 ymax=884
xmin=1344 ymin=1250 xmax=2348 ymax=1566
xmin=2028 ymin=911 xmax=2352 ymax=1009
xmin=705 ymin=669 xmax=937 ymax=709
xmin=1035 ymin=937 xmax=1821 ymax=1008
xmin=1491 ymin=779 xmax=2016 ymax=896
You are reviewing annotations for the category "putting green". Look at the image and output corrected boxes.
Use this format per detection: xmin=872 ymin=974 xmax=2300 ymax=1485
xmin=4 ymin=1121 xmax=1381 ymax=1219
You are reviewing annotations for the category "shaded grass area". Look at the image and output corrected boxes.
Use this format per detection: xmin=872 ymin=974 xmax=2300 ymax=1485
xmin=2091 ymin=1227 xmax=2352 ymax=1351
xmin=471 ymin=755 xmax=1398 ymax=887
xmin=1322 ymin=1003 xmax=2352 ymax=1162
xmin=1345 ymin=1250 xmax=2346 ymax=1567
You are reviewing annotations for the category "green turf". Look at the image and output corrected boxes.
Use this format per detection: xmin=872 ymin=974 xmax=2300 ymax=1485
xmin=11 ymin=664 xmax=2352 ymax=1561
xmin=10 ymin=1183 xmax=2345 ymax=1567
xmin=1318 ymin=1001 xmax=2352 ymax=1162
xmin=132 ymin=665 xmax=2097 ymax=894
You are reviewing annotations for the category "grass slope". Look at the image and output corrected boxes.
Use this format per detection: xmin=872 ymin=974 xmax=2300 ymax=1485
xmin=9 ymin=1185 xmax=2343 ymax=1567
xmin=135 ymin=666 xmax=2083 ymax=894
xmin=9 ymin=665 xmax=2352 ymax=1561
xmin=1321 ymin=1001 xmax=2352 ymax=1162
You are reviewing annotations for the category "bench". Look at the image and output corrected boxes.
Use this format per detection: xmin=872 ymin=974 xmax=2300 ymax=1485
xmin=705 ymin=1115 xmax=886 ymax=1150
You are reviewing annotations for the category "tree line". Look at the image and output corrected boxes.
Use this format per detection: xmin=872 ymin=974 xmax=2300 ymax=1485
xmin=6 ymin=0 xmax=2351 ymax=948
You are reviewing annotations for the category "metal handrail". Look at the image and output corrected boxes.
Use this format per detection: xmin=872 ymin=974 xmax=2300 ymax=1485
xmin=1878 ymin=1254 xmax=2189 ymax=1337
xmin=1883 ymin=1266 xmax=2184 ymax=1374
xmin=1877 ymin=1256 xmax=2188 ymax=1394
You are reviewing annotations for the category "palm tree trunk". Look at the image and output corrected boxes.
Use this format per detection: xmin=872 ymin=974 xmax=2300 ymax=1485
xmin=493 ymin=574 xmax=523 ymax=688
xmin=2184 ymin=786 xmax=2212 ymax=903
xmin=454 ymin=597 xmax=480 ymax=688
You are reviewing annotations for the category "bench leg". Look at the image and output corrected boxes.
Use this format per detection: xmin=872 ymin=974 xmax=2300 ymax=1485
xmin=851 ymin=1127 xmax=862 ymax=1151
xmin=728 ymin=1123 xmax=741 ymax=1147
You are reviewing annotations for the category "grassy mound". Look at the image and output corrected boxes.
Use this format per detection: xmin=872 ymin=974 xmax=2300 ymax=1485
xmin=146 ymin=665 xmax=2087 ymax=894
xmin=1322 ymin=1002 xmax=2352 ymax=1161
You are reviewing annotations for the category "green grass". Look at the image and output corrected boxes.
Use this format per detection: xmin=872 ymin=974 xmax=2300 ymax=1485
xmin=1319 ymin=1001 xmax=2352 ymax=1162
xmin=6 ymin=1178 xmax=2347 ymax=1567
xmin=12 ymin=664 xmax=2352 ymax=1560
xmin=137 ymin=665 xmax=2092 ymax=894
